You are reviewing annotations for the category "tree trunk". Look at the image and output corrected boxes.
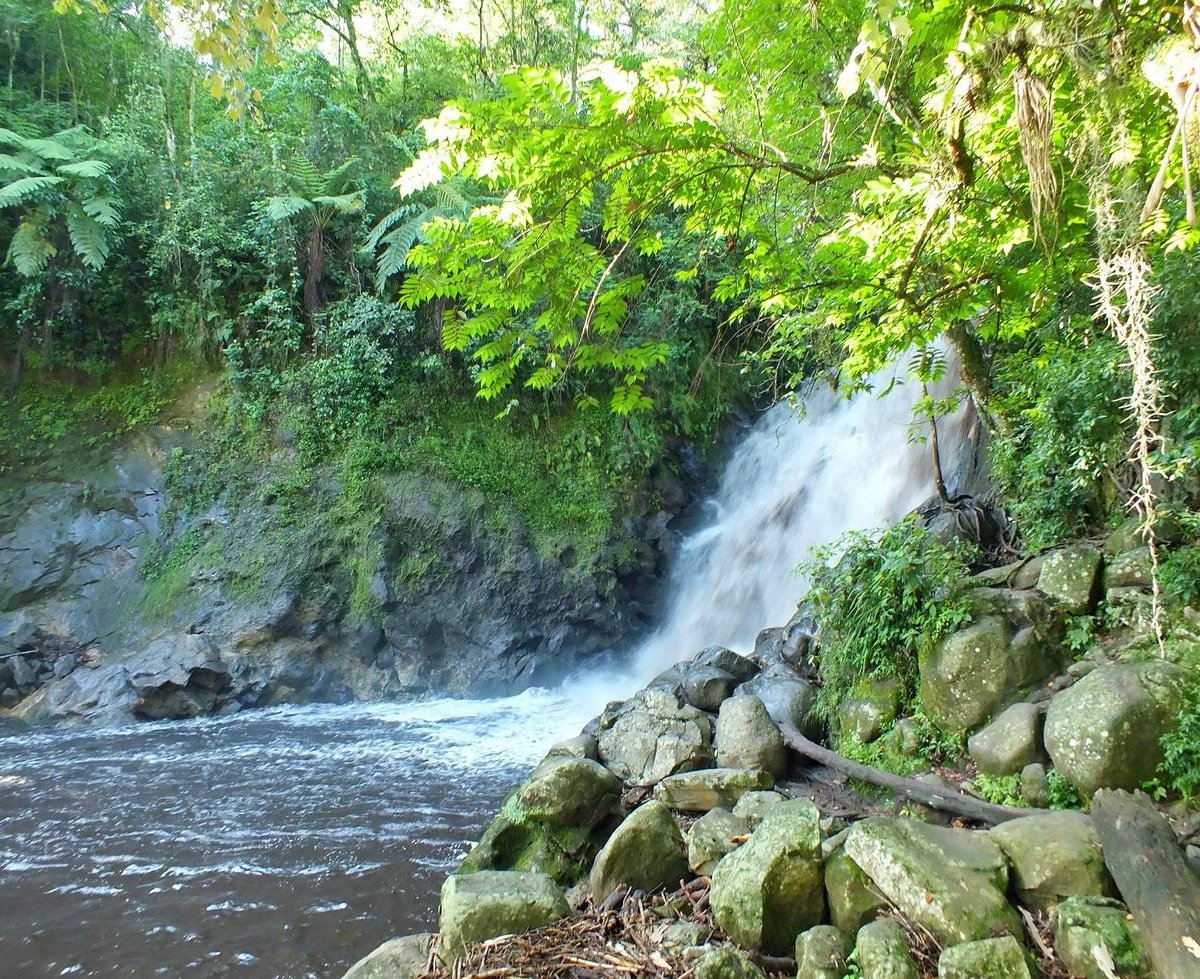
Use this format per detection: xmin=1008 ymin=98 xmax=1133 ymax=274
xmin=1092 ymin=790 xmax=1200 ymax=979
xmin=304 ymin=225 xmax=326 ymax=313
xmin=336 ymin=0 xmax=375 ymax=103
xmin=778 ymin=723 xmax=1039 ymax=824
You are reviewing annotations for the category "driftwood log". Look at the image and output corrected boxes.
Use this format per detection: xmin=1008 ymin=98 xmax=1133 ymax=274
xmin=1092 ymin=789 xmax=1200 ymax=979
xmin=777 ymin=723 xmax=1040 ymax=825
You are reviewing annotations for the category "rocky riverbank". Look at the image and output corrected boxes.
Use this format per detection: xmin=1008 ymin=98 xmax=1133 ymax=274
xmin=0 ymin=386 xmax=708 ymax=727
xmin=347 ymin=517 xmax=1200 ymax=979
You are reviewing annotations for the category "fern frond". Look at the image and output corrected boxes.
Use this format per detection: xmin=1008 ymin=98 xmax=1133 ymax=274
xmin=83 ymin=195 xmax=121 ymax=228
xmin=365 ymin=203 xmax=419 ymax=250
xmin=0 ymin=153 xmax=43 ymax=176
xmin=263 ymin=195 xmax=313 ymax=222
xmin=0 ymin=174 xmax=64 ymax=207
xmin=313 ymin=191 xmax=364 ymax=214
xmin=56 ymin=158 xmax=110 ymax=179
xmin=65 ymin=204 xmax=111 ymax=270
xmin=8 ymin=220 xmax=56 ymax=276
xmin=284 ymin=157 xmax=321 ymax=198
xmin=23 ymin=137 xmax=74 ymax=162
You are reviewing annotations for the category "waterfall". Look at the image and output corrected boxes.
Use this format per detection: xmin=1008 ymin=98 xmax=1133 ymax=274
xmin=621 ymin=358 xmax=969 ymax=686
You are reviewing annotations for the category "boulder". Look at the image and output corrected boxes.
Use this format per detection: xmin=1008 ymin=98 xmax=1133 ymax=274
xmin=681 ymin=664 xmax=737 ymax=712
xmin=732 ymin=790 xmax=785 ymax=827
xmin=844 ymin=818 xmax=1020 ymax=945
xmin=460 ymin=756 xmax=623 ymax=883
xmin=687 ymin=808 xmax=751 ymax=876
xmin=854 ymin=919 xmax=919 ymax=979
xmin=1019 ymin=763 xmax=1050 ymax=808
xmin=545 ymin=735 xmax=598 ymax=760
xmin=989 ymin=811 xmax=1115 ymax=910
xmin=1037 ymin=545 xmax=1103 ymax=614
xmin=795 ymin=925 xmax=850 ymax=979
xmin=598 ymin=689 xmax=715 ymax=785
xmin=838 ymin=678 xmax=904 ymax=744
xmin=654 ymin=768 xmax=773 ymax=812
xmin=1051 ymin=897 xmax=1153 ymax=979
xmin=710 ymin=798 xmax=824 ymax=954
xmin=737 ymin=664 xmax=819 ymax=736
xmin=438 ymin=871 xmax=569 ymax=961
xmin=661 ymin=921 xmax=712 ymax=949
xmin=589 ymin=800 xmax=688 ymax=902
xmin=1044 ymin=661 xmax=1189 ymax=797
xmin=824 ymin=847 xmax=888 ymax=934
xmin=920 ymin=616 xmax=1049 ymax=734
xmin=341 ymin=934 xmax=433 ymax=979
xmin=694 ymin=646 xmax=760 ymax=682
xmin=694 ymin=947 xmax=766 ymax=979
xmin=1103 ymin=547 xmax=1153 ymax=591
xmin=714 ymin=695 xmax=787 ymax=777
xmin=937 ymin=937 xmax=1032 ymax=979
xmin=1105 ymin=512 xmax=1183 ymax=555
xmin=967 ymin=702 xmax=1044 ymax=776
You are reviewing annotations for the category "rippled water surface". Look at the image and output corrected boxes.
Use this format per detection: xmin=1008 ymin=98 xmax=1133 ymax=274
xmin=0 ymin=692 xmax=589 ymax=979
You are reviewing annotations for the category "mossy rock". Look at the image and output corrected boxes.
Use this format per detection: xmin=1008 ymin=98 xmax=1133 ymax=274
xmin=1051 ymin=897 xmax=1153 ymax=979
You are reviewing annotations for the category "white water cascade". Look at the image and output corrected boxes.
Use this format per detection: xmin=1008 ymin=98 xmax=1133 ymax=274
xmin=610 ymin=357 xmax=970 ymax=693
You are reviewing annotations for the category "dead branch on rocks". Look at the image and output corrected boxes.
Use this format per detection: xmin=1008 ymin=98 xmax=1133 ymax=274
xmin=418 ymin=879 xmax=790 ymax=979
xmin=778 ymin=723 xmax=1041 ymax=825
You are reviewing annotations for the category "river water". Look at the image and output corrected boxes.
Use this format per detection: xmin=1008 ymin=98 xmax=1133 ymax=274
xmin=0 ymin=362 xmax=966 ymax=978
xmin=0 ymin=692 xmax=588 ymax=978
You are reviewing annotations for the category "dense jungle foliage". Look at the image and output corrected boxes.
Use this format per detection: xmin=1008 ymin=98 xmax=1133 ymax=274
xmin=5 ymin=0 xmax=1200 ymax=597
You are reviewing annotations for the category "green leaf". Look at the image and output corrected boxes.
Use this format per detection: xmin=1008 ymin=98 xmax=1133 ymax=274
xmin=7 ymin=220 xmax=56 ymax=276
xmin=65 ymin=204 xmax=111 ymax=270
xmin=263 ymin=195 xmax=313 ymax=222
xmin=0 ymin=174 xmax=65 ymax=207
xmin=56 ymin=158 xmax=111 ymax=179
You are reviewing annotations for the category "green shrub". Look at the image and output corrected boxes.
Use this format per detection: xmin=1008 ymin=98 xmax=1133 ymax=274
xmin=1156 ymin=682 xmax=1200 ymax=801
xmin=990 ymin=336 xmax=1129 ymax=550
xmin=800 ymin=516 xmax=974 ymax=723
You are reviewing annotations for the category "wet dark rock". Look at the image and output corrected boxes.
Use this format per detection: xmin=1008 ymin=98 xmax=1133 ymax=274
xmin=693 ymin=646 xmax=759 ymax=682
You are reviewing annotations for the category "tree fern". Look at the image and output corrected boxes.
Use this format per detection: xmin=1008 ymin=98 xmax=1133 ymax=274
xmin=263 ymin=195 xmax=313 ymax=223
xmin=0 ymin=175 xmax=64 ymax=206
xmin=65 ymin=204 xmax=110 ymax=270
xmin=8 ymin=220 xmax=56 ymax=276
xmin=56 ymin=159 xmax=110 ymax=179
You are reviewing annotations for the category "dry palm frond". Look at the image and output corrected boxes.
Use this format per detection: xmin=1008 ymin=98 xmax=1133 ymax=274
xmin=1013 ymin=64 xmax=1058 ymax=234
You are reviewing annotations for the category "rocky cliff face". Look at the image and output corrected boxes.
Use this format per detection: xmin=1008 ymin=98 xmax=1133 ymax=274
xmin=0 ymin=408 xmax=699 ymax=726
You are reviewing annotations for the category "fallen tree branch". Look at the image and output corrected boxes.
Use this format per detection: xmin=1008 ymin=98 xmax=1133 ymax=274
xmin=1092 ymin=789 xmax=1200 ymax=979
xmin=777 ymin=723 xmax=1040 ymax=824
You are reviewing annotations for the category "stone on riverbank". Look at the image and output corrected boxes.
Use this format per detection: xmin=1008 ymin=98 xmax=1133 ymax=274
xmin=937 ymin=937 xmax=1032 ymax=979
xmin=710 ymin=798 xmax=824 ymax=955
xmin=1037 ymin=545 xmax=1103 ymax=614
xmin=589 ymin=800 xmax=688 ymax=902
xmin=653 ymin=768 xmax=773 ymax=811
xmin=694 ymin=947 xmax=767 ymax=979
xmin=843 ymin=818 xmax=1019 ymax=946
xmin=989 ymin=811 xmax=1114 ymax=911
xmin=341 ymin=934 xmax=433 ymax=979
xmin=824 ymin=847 xmax=888 ymax=934
xmin=714 ymin=695 xmax=787 ymax=777
xmin=795 ymin=925 xmax=850 ymax=979
xmin=597 ymin=689 xmax=714 ymax=785
xmin=967 ymin=702 xmax=1043 ymax=776
xmin=854 ymin=919 xmax=919 ymax=979
xmin=1051 ymin=898 xmax=1153 ymax=979
xmin=1044 ymin=661 xmax=1188 ymax=796
xmin=438 ymin=871 xmax=568 ymax=962
xmin=687 ymin=808 xmax=751 ymax=876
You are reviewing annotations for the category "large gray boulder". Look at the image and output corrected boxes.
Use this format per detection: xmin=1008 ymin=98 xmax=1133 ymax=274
xmin=597 ymin=689 xmax=715 ymax=785
xmin=843 ymin=818 xmax=1020 ymax=945
xmin=438 ymin=871 xmax=569 ymax=961
xmin=710 ymin=798 xmax=824 ymax=954
xmin=854 ymin=919 xmax=919 ymax=979
xmin=919 ymin=615 xmax=1056 ymax=734
xmin=714 ymin=695 xmax=787 ymax=777
xmin=1037 ymin=545 xmax=1103 ymax=614
xmin=694 ymin=646 xmax=760 ymax=682
xmin=589 ymin=800 xmax=688 ymax=902
xmin=653 ymin=768 xmax=774 ymax=812
xmin=680 ymin=664 xmax=737 ymax=711
xmin=737 ymin=663 xmax=819 ymax=735
xmin=1103 ymin=547 xmax=1153 ymax=591
xmin=989 ymin=811 xmax=1115 ymax=911
xmin=967 ymin=702 xmax=1043 ymax=776
xmin=341 ymin=934 xmax=433 ymax=979
xmin=937 ymin=937 xmax=1032 ymax=979
xmin=1044 ymin=661 xmax=1189 ymax=797
xmin=686 ymin=808 xmax=751 ymax=876
xmin=459 ymin=755 xmax=622 ymax=883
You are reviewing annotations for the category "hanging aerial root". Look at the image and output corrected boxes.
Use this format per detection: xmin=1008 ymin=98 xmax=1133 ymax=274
xmin=1013 ymin=64 xmax=1057 ymax=233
